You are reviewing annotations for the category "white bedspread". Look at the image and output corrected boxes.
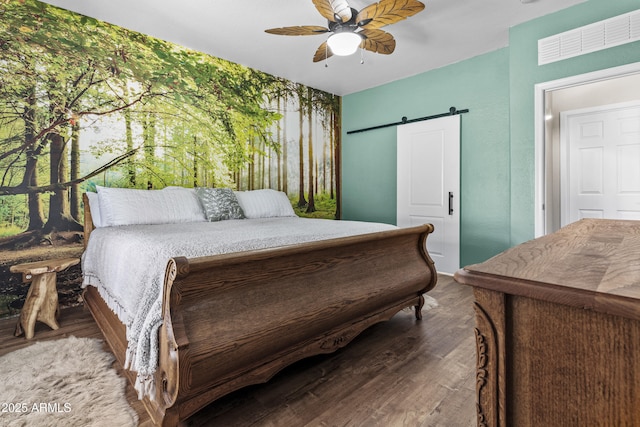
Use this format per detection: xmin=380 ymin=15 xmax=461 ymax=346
xmin=81 ymin=217 xmax=395 ymax=399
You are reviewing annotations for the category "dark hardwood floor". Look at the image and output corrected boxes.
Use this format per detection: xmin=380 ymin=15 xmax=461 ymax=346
xmin=0 ymin=274 xmax=476 ymax=426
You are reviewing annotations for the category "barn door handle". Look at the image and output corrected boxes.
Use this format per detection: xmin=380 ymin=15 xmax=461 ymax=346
xmin=449 ymin=192 xmax=454 ymax=215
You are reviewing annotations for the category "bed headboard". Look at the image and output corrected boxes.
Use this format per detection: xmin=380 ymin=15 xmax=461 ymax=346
xmin=83 ymin=192 xmax=95 ymax=248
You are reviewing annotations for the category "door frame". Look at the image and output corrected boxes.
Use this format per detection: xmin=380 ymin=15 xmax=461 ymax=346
xmin=534 ymin=62 xmax=640 ymax=236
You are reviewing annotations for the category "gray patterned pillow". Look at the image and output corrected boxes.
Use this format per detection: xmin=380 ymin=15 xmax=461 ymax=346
xmin=195 ymin=187 xmax=245 ymax=221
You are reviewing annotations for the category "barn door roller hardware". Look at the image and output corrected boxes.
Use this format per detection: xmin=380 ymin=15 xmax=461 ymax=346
xmin=347 ymin=106 xmax=469 ymax=135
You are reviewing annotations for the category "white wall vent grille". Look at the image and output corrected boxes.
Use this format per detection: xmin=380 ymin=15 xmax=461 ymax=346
xmin=538 ymin=9 xmax=640 ymax=65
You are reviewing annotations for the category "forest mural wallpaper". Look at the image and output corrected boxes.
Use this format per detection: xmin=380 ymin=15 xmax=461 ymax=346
xmin=0 ymin=0 xmax=341 ymax=318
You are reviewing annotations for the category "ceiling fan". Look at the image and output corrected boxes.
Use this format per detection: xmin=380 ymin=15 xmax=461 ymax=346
xmin=265 ymin=0 xmax=426 ymax=62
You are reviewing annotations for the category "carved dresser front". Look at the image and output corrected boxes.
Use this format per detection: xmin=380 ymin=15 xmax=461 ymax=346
xmin=454 ymin=219 xmax=640 ymax=426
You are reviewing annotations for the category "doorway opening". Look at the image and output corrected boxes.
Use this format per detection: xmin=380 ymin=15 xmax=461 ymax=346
xmin=534 ymin=62 xmax=640 ymax=236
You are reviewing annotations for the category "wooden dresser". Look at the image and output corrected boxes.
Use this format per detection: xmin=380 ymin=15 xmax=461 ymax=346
xmin=454 ymin=219 xmax=640 ymax=426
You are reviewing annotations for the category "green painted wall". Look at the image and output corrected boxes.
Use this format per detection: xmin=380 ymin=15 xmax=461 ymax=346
xmin=342 ymin=0 xmax=640 ymax=266
xmin=342 ymin=48 xmax=511 ymax=267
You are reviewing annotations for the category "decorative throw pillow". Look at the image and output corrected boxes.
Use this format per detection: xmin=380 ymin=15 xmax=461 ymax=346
xmin=195 ymin=187 xmax=245 ymax=221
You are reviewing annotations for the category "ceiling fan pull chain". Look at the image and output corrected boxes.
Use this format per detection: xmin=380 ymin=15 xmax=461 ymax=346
xmin=325 ymin=41 xmax=329 ymax=67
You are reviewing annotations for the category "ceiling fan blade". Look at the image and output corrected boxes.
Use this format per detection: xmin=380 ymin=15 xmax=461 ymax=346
xmin=313 ymin=41 xmax=334 ymax=62
xmin=312 ymin=0 xmax=353 ymax=23
xmin=265 ymin=26 xmax=330 ymax=36
xmin=356 ymin=0 xmax=425 ymax=29
xmin=359 ymin=28 xmax=396 ymax=55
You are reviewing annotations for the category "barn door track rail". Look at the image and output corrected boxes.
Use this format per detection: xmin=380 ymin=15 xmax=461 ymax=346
xmin=347 ymin=106 xmax=469 ymax=135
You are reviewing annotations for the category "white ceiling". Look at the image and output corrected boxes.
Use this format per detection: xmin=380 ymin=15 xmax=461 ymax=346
xmin=41 ymin=0 xmax=585 ymax=96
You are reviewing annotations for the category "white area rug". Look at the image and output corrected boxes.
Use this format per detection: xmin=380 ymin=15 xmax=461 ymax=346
xmin=422 ymin=295 xmax=439 ymax=311
xmin=402 ymin=295 xmax=439 ymax=314
xmin=0 ymin=336 xmax=138 ymax=427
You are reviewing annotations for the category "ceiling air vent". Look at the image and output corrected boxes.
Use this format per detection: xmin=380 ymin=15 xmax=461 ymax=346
xmin=538 ymin=9 xmax=640 ymax=65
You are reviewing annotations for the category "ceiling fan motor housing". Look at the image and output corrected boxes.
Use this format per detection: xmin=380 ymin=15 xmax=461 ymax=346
xmin=329 ymin=7 xmax=360 ymax=33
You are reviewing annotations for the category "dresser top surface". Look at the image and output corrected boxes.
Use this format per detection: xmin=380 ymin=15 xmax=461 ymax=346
xmin=459 ymin=219 xmax=640 ymax=301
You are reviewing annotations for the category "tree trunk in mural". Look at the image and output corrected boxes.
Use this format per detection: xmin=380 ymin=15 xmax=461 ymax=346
xmin=267 ymin=143 xmax=272 ymax=188
xmin=45 ymin=132 xmax=82 ymax=232
xmin=297 ymin=85 xmax=307 ymax=208
xmin=321 ymin=127 xmax=327 ymax=195
xmin=23 ymin=84 xmax=45 ymax=231
xmin=282 ymin=92 xmax=289 ymax=195
xmin=276 ymin=97 xmax=282 ymax=191
xmin=249 ymin=137 xmax=256 ymax=190
xmin=330 ymin=107 xmax=336 ymax=200
xmin=333 ymin=99 xmax=341 ymax=218
xmin=124 ymin=103 xmax=136 ymax=187
xmin=143 ymin=112 xmax=157 ymax=189
xmin=47 ymin=133 xmax=65 ymax=224
xmin=25 ymin=156 xmax=44 ymax=231
xmin=193 ymin=136 xmax=199 ymax=187
xmin=306 ymin=87 xmax=316 ymax=214
xmin=261 ymin=138 xmax=267 ymax=188
xmin=70 ymin=123 xmax=81 ymax=221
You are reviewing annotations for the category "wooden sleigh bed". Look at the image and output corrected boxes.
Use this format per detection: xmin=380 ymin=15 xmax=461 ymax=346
xmin=81 ymin=190 xmax=437 ymax=426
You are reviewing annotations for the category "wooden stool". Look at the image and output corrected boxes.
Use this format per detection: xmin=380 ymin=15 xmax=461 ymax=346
xmin=10 ymin=257 xmax=80 ymax=339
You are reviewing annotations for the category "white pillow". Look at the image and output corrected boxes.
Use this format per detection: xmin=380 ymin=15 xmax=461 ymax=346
xmin=234 ymin=189 xmax=296 ymax=219
xmin=85 ymin=191 xmax=103 ymax=228
xmin=96 ymin=186 xmax=206 ymax=226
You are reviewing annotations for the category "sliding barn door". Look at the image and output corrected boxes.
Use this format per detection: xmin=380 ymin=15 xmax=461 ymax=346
xmin=397 ymin=115 xmax=460 ymax=274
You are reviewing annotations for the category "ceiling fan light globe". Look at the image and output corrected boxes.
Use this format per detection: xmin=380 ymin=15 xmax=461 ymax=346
xmin=327 ymin=32 xmax=362 ymax=56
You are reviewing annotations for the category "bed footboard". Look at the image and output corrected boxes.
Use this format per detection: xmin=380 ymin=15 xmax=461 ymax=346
xmin=86 ymin=224 xmax=436 ymax=426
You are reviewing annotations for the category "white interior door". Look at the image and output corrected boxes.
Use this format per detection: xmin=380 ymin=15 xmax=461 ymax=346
xmin=561 ymin=101 xmax=640 ymax=226
xmin=397 ymin=115 xmax=460 ymax=274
